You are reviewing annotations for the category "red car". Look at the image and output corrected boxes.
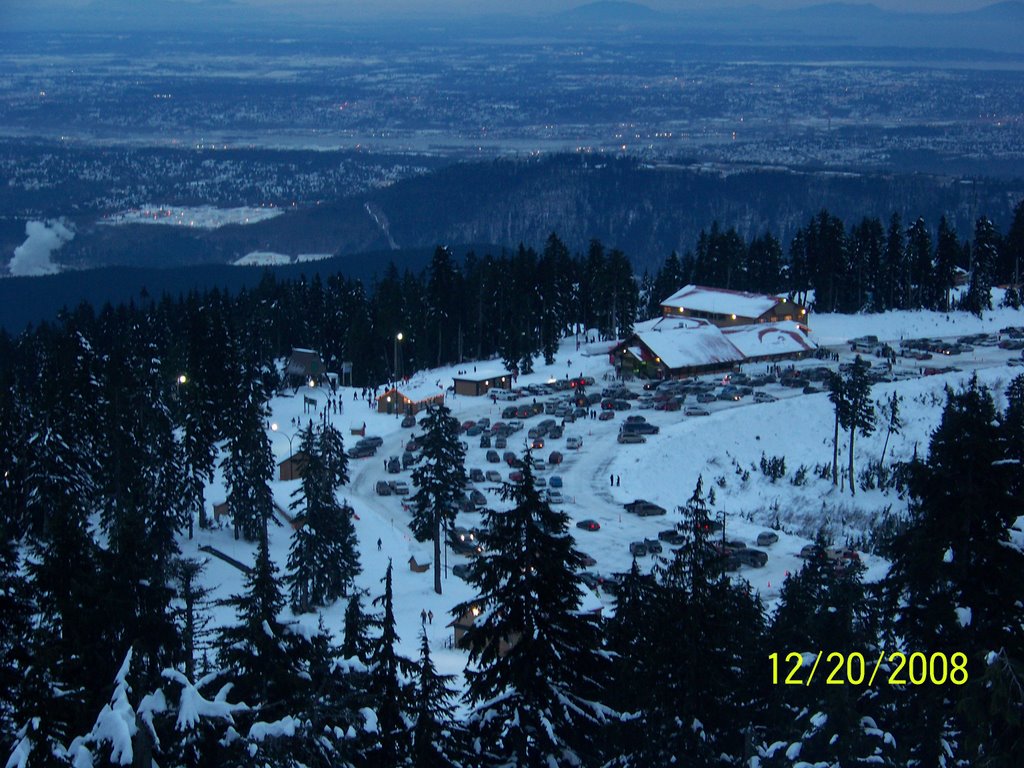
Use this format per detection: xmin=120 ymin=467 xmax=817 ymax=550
xmin=576 ymin=519 xmax=601 ymax=532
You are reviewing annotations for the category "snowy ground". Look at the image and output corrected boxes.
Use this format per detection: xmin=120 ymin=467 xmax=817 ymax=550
xmin=100 ymin=205 xmax=283 ymax=229
xmin=187 ymin=299 xmax=1024 ymax=680
xmin=232 ymin=251 xmax=334 ymax=266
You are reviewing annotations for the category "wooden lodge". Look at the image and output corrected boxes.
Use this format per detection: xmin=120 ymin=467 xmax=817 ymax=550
xmin=285 ymin=348 xmax=325 ymax=387
xmin=452 ymin=369 xmax=512 ymax=397
xmin=377 ymin=384 xmax=445 ymax=415
xmin=661 ymin=285 xmax=807 ymax=328
xmin=278 ymin=451 xmax=308 ymax=482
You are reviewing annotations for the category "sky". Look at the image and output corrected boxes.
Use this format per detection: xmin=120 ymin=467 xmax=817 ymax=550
xmin=1 ymin=0 xmax=1003 ymax=22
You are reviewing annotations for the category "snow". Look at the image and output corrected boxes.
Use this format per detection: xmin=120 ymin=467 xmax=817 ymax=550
xmin=955 ymin=606 xmax=972 ymax=627
xmin=180 ymin=296 xmax=1024 ymax=707
xmin=634 ymin=318 xmax=744 ymax=368
xmin=722 ymin=321 xmax=817 ymax=358
xmin=249 ymin=716 xmax=299 ymax=741
xmin=101 ymin=205 xmax=282 ymax=229
xmin=234 ymin=251 xmax=292 ymax=266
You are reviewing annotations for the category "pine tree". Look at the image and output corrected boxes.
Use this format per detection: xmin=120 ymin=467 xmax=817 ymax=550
xmin=286 ymin=424 xmax=362 ymax=611
xmin=933 ymin=216 xmax=961 ymax=312
xmin=409 ymin=402 xmax=467 ymax=594
xmin=826 ymin=370 xmax=848 ymax=487
xmin=342 ymin=589 xmax=376 ymax=663
xmin=841 ymin=355 xmax=875 ymax=496
xmin=883 ymin=377 xmax=1024 ymax=766
xmin=221 ymin=374 xmax=275 ymax=541
xmin=763 ymin=530 xmax=892 ymax=767
xmin=455 ymin=452 xmax=609 ymax=767
xmin=0 ymin=528 xmax=32 ymax=757
xmin=879 ymin=390 xmax=903 ymax=465
xmin=366 ymin=562 xmax=415 ymax=768
xmin=411 ymin=630 xmax=462 ymax=767
xmin=966 ymin=216 xmax=999 ymax=315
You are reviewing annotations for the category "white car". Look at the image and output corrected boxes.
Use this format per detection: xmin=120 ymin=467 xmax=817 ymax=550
xmin=566 ymin=436 xmax=583 ymax=449
xmin=546 ymin=490 xmax=565 ymax=504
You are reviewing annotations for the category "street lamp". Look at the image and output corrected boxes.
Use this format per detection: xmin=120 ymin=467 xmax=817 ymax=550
xmin=394 ymin=332 xmax=404 ymax=379
xmin=270 ymin=422 xmax=297 ymax=457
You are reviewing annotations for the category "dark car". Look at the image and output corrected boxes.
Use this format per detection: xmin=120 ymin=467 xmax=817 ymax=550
xmin=469 ymin=489 xmax=487 ymax=507
xmin=502 ymin=406 xmax=518 ymax=419
xmin=452 ymin=563 xmax=471 ymax=579
xmin=598 ymin=411 xmax=615 ymax=421
xmin=479 ymin=434 xmax=491 ymax=448
xmin=486 ymin=450 xmax=500 ymax=463
xmin=362 ymin=435 xmax=384 ymax=448
xmin=495 ymin=436 xmax=508 ymax=449
xmin=629 ymin=541 xmax=648 ymax=557
xmin=401 ymin=414 xmax=416 ymax=428
xmin=624 ymin=499 xmax=667 ymax=517
xmin=576 ymin=519 xmax=601 ymax=532
xmin=402 ymin=451 xmax=416 ymax=468
xmin=578 ymin=551 xmax=597 ymax=567
xmin=644 ymin=539 xmax=663 ymax=555
xmin=732 ymin=548 xmax=769 ymax=568
xmin=469 ymin=468 xmax=485 ymax=483
xmin=347 ymin=444 xmax=376 ymax=458
xmin=375 ymin=480 xmax=392 ymax=496
xmin=756 ymin=531 xmax=779 ymax=547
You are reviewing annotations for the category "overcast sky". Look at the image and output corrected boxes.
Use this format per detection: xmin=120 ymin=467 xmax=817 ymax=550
xmin=3 ymin=0 xmax=1003 ymax=20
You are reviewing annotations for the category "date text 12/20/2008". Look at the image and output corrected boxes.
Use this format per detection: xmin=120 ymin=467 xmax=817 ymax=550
xmin=769 ymin=651 xmax=968 ymax=686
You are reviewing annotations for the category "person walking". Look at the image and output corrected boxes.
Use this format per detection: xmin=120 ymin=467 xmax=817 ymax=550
xmin=428 ymin=610 xmax=433 ymax=624
xmin=421 ymin=609 xmax=427 ymax=624
xmin=377 ymin=537 xmax=382 ymax=551
xmin=610 ymin=474 xmax=614 ymax=487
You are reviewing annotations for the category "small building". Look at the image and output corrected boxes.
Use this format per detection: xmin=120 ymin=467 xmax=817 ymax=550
xmin=278 ymin=451 xmax=308 ymax=482
xmin=453 ymin=369 xmax=512 ymax=397
xmin=213 ymin=500 xmax=229 ymax=524
xmin=661 ymin=285 xmax=807 ymax=327
xmin=285 ymin=348 xmax=325 ymax=386
xmin=377 ymin=381 xmax=446 ymax=415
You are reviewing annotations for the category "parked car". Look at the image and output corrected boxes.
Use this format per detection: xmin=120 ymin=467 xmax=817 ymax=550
xmin=576 ymin=519 xmax=601 ymax=531
xmin=402 ymin=451 xmax=416 ymax=468
xmin=566 ymin=436 xmax=583 ymax=449
xmin=347 ymin=444 xmax=376 ymax=458
xmin=385 ymin=456 xmax=401 ymax=473
xmin=452 ymin=563 xmax=471 ymax=579
xmin=401 ymin=414 xmax=416 ymax=428
xmin=479 ymin=434 xmax=491 ymax=448
xmin=535 ymin=477 xmax=548 ymax=488
xmin=375 ymin=480 xmax=392 ymax=496
xmin=549 ymin=475 xmax=563 ymax=488
xmin=684 ymin=406 xmax=710 ymax=416
xmin=509 ymin=470 xmax=523 ymax=482
xmin=658 ymin=529 xmax=686 ymax=545
xmin=624 ymin=499 xmax=667 ymax=516
xmin=502 ymin=406 xmax=518 ymax=419
xmin=548 ymin=451 xmax=563 ymax=465
xmin=756 ymin=531 xmax=779 ymax=547
xmin=644 ymin=539 xmax=663 ymax=555
xmin=598 ymin=411 xmax=614 ymax=421
xmin=486 ymin=450 xmax=500 ymax=463
xmin=753 ymin=392 xmax=777 ymax=403
xmin=578 ymin=551 xmax=597 ymax=567
xmin=362 ymin=435 xmax=384 ymax=448
xmin=470 ymin=468 xmax=485 ymax=483
xmin=469 ymin=489 xmax=487 ymax=507
xmin=485 ymin=470 xmax=502 ymax=483
xmin=617 ymin=432 xmax=646 ymax=444
xmin=629 ymin=541 xmax=649 ymax=557
xmin=732 ymin=548 xmax=769 ymax=567
xmin=389 ymin=481 xmax=410 ymax=496
xmin=546 ymin=490 xmax=564 ymax=504
xmin=495 ymin=436 xmax=508 ymax=449
xmin=534 ymin=459 xmax=547 ymax=472
xmin=799 ymin=544 xmax=824 ymax=559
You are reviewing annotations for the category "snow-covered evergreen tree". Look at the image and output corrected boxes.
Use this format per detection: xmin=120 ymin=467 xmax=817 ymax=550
xmin=411 ymin=630 xmax=463 ymax=767
xmin=409 ymin=403 xmax=467 ymax=595
xmin=455 ymin=452 xmax=610 ymax=767
xmin=221 ymin=373 xmax=275 ymax=541
xmin=286 ymin=424 xmax=362 ymax=611
xmin=365 ymin=562 xmax=415 ymax=768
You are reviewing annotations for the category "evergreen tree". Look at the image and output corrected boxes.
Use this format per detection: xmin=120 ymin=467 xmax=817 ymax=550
xmin=221 ymin=374 xmax=275 ymax=541
xmin=907 ymin=216 xmax=934 ymax=309
xmin=879 ymin=390 xmax=903 ymax=465
xmin=966 ymin=216 xmax=998 ymax=315
xmin=409 ymin=402 xmax=467 ymax=594
xmin=455 ymin=452 xmax=609 ymax=767
xmin=1006 ymin=199 xmax=1024 ymax=288
xmin=883 ymin=377 xmax=1024 ymax=766
xmin=0 ymin=529 xmax=32 ymax=757
xmin=764 ymin=530 xmax=892 ymax=767
xmin=882 ymin=212 xmax=904 ymax=311
xmin=366 ymin=562 xmax=415 ymax=768
xmin=411 ymin=630 xmax=462 ymax=767
xmin=341 ymin=589 xmax=376 ymax=663
xmin=286 ymin=424 xmax=362 ymax=611
xmin=217 ymin=512 xmax=310 ymax=738
xmin=934 ymin=216 xmax=961 ymax=312
xmin=841 ymin=356 xmax=875 ymax=496
xmin=826 ymin=370 xmax=848 ymax=487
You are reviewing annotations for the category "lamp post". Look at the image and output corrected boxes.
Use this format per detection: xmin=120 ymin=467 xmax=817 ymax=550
xmin=270 ymin=422 xmax=300 ymax=480
xmin=394 ymin=332 xmax=403 ymax=379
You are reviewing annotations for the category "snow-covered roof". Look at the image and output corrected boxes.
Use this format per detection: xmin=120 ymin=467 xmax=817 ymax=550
xmin=379 ymin=377 xmax=447 ymax=403
xmin=452 ymin=368 xmax=511 ymax=383
xmin=634 ymin=320 xmax=744 ymax=369
xmin=661 ymin=284 xmax=786 ymax=318
xmin=722 ymin=322 xmax=817 ymax=358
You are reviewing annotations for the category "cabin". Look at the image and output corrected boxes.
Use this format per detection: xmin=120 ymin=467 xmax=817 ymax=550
xmin=377 ymin=381 xmax=446 ymax=415
xmin=453 ymin=369 xmax=513 ymax=397
xmin=278 ymin=451 xmax=308 ymax=482
xmin=285 ymin=348 xmax=325 ymax=387
xmin=660 ymin=285 xmax=807 ymax=328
